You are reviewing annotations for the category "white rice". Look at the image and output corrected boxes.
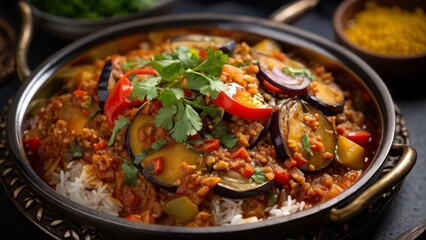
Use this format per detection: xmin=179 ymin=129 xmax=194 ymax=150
xmin=210 ymin=194 xmax=306 ymax=225
xmin=49 ymin=161 xmax=122 ymax=216
xmin=48 ymin=161 xmax=305 ymax=223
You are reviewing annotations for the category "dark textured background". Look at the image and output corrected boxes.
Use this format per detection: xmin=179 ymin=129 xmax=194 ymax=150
xmin=1 ymin=0 xmax=425 ymax=239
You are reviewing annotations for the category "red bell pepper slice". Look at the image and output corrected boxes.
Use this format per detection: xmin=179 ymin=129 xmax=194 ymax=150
xmin=346 ymin=130 xmax=371 ymax=146
xmin=104 ymin=68 xmax=157 ymax=127
xmin=273 ymin=167 xmax=291 ymax=185
xmin=214 ymin=83 xmax=273 ymax=121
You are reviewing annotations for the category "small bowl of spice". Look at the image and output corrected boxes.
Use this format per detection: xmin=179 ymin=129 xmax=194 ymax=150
xmin=333 ymin=0 xmax=426 ymax=80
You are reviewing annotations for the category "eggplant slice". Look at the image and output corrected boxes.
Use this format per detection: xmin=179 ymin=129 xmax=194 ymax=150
xmin=213 ymin=170 xmax=273 ymax=199
xmin=171 ymin=34 xmax=236 ymax=54
xmin=305 ymin=80 xmax=344 ymax=115
xmin=126 ymin=107 xmax=201 ymax=192
xmin=257 ymin=54 xmax=311 ymax=97
xmin=97 ymin=59 xmax=113 ymax=109
xmin=270 ymin=99 xmax=337 ymax=171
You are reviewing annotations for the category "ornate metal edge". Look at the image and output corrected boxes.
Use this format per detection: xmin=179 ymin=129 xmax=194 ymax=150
xmin=0 ymin=99 xmax=410 ymax=240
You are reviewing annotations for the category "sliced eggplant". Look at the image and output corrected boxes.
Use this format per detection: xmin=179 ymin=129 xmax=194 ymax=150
xmin=213 ymin=170 xmax=273 ymax=199
xmin=126 ymin=107 xmax=201 ymax=192
xmin=140 ymin=143 xmax=202 ymax=192
xmin=171 ymin=34 xmax=236 ymax=54
xmin=257 ymin=54 xmax=311 ymax=97
xmin=97 ymin=59 xmax=113 ymax=109
xmin=305 ymin=80 xmax=344 ymax=115
xmin=270 ymin=99 xmax=337 ymax=171
xmin=247 ymin=117 xmax=272 ymax=149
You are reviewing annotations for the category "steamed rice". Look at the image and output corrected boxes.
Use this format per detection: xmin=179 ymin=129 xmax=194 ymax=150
xmin=49 ymin=161 xmax=122 ymax=216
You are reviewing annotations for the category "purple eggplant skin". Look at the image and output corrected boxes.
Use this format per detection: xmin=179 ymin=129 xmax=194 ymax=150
xmin=213 ymin=170 xmax=274 ymax=199
xmin=97 ymin=59 xmax=113 ymax=110
xmin=270 ymin=98 xmax=337 ymax=172
xmin=257 ymin=54 xmax=311 ymax=97
xmin=170 ymin=34 xmax=236 ymax=55
xmin=305 ymin=81 xmax=345 ymax=115
xmin=247 ymin=116 xmax=272 ymax=149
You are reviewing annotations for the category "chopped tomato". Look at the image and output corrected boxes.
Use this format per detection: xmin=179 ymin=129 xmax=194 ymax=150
xmin=193 ymin=138 xmax=220 ymax=152
xmin=93 ymin=139 xmax=108 ymax=150
xmin=151 ymin=157 xmax=164 ymax=175
xmin=231 ymin=147 xmax=250 ymax=160
xmin=273 ymin=167 xmax=291 ymax=185
xmin=214 ymin=83 xmax=273 ymax=121
xmin=24 ymin=137 xmax=41 ymax=154
xmin=240 ymin=164 xmax=254 ymax=177
xmin=346 ymin=131 xmax=371 ymax=146
xmin=104 ymin=68 xmax=157 ymax=127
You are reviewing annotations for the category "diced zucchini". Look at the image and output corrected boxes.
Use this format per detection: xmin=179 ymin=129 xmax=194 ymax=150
xmin=162 ymin=196 xmax=199 ymax=223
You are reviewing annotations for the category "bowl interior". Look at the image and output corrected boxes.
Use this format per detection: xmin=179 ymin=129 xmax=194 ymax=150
xmin=8 ymin=14 xmax=395 ymax=239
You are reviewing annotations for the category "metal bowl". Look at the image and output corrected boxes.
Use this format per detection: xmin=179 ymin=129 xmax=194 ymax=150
xmin=7 ymin=13 xmax=416 ymax=240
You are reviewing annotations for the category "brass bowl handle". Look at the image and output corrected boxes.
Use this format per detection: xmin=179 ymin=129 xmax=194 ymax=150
xmin=16 ymin=0 xmax=33 ymax=82
xmin=329 ymin=143 xmax=417 ymax=223
xmin=268 ymin=0 xmax=319 ymax=23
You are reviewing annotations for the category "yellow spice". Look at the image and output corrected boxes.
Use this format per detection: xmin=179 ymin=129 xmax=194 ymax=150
xmin=344 ymin=1 xmax=426 ymax=55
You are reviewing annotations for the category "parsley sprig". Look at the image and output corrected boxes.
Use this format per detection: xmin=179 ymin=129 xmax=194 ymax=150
xmin=131 ymin=46 xmax=233 ymax=143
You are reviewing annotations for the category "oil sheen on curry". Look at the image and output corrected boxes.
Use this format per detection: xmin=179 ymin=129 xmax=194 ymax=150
xmin=23 ymin=30 xmax=380 ymax=226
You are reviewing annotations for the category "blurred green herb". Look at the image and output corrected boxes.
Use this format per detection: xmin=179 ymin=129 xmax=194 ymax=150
xmin=30 ymin=0 xmax=159 ymax=19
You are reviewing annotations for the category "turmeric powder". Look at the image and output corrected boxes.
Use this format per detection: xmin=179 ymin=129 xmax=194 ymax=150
xmin=344 ymin=1 xmax=426 ymax=56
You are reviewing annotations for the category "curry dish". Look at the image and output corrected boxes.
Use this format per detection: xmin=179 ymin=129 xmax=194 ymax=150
xmin=23 ymin=29 xmax=380 ymax=226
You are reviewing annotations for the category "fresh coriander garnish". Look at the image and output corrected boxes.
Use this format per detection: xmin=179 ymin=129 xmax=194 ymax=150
xmin=282 ymin=66 xmax=315 ymax=79
xmin=70 ymin=139 xmax=83 ymax=158
xmin=121 ymin=57 xmax=150 ymax=71
xmin=108 ymin=116 xmax=130 ymax=146
xmin=268 ymin=192 xmax=278 ymax=207
xmin=122 ymin=161 xmax=138 ymax=187
xmin=302 ymin=133 xmax=313 ymax=156
xmin=131 ymin=46 xmax=230 ymax=143
xmin=250 ymin=167 xmax=267 ymax=184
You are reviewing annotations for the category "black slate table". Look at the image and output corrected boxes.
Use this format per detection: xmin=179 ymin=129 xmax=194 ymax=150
xmin=1 ymin=0 xmax=425 ymax=239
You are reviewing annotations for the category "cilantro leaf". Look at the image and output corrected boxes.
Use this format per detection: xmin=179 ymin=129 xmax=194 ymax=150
xmin=122 ymin=161 xmax=138 ymax=187
xmin=193 ymin=48 xmax=228 ymax=75
xmin=219 ymin=134 xmax=238 ymax=148
xmin=151 ymin=59 xmax=184 ymax=81
xmin=70 ymin=140 xmax=83 ymax=158
xmin=108 ymin=117 xmax=130 ymax=146
xmin=155 ymin=105 xmax=177 ymax=130
xmin=250 ymin=167 xmax=267 ymax=184
xmin=170 ymin=103 xmax=202 ymax=142
xmin=151 ymin=139 xmax=168 ymax=151
xmin=131 ymin=76 xmax=161 ymax=101
xmin=302 ymin=134 xmax=313 ymax=156
xmin=134 ymin=151 xmax=148 ymax=165
xmin=175 ymin=46 xmax=200 ymax=68
xmin=282 ymin=66 xmax=315 ymax=79
xmin=159 ymin=89 xmax=178 ymax=107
